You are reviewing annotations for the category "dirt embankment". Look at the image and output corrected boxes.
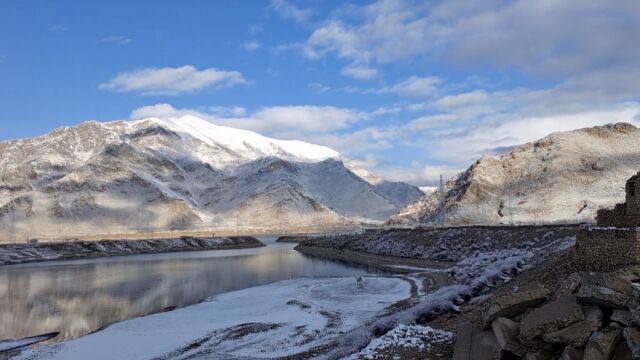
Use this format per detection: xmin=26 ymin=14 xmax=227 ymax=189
xmin=0 ymin=236 xmax=265 ymax=266
xmin=295 ymin=225 xmax=580 ymax=266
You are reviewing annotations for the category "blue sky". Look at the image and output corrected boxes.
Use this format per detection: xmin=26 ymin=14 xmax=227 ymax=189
xmin=1 ymin=0 xmax=640 ymax=185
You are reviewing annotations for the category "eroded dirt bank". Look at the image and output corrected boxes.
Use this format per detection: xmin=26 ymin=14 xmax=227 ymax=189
xmin=0 ymin=236 xmax=265 ymax=266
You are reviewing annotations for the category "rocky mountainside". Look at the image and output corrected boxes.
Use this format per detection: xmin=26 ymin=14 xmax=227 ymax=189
xmin=390 ymin=123 xmax=640 ymax=226
xmin=0 ymin=115 xmax=421 ymax=240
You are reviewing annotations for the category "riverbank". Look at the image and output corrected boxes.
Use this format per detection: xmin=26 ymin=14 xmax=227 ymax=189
xmin=295 ymin=245 xmax=454 ymax=273
xmin=0 ymin=236 xmax=265 ymax=266
xmin=0 ymin=225 xmax=360 ymax=243
xmin=295 ymin=225 xmax=579 ymax=263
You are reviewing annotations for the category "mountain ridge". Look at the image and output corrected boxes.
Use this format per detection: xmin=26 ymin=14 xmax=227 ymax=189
xmin=0 ymin=116 xmax=421 ymax=241
xmin=389 ymin=122 xmax=640 ymax=226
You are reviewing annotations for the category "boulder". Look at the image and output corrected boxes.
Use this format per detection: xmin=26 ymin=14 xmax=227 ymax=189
xmin=452 ymin=323 xmax=501 ymax=360
xmin=552 ymin=273 xmax=583 ymax=300
xmin=482 ymin=286 xmax=551 ymax=327
xmin=491 ymin=317 xmax=524 ymax=356
xmin=525 ymin=349 xmax=555 ymax=360
xmin=560 ymin=345 xmax=584 ymax=360
xmin=578 ymin=272 xmax=632 ymax=309
xmin=623 ymin=327 xmax=640 ymax=359
xmin=612 ymin=341 xmax=633 ymax=360
xmin=543 ymin=306 xmax=603 ymax=347
xmin=612 ymin=310 xmax=634 ymax=327
xmin=520 ymin=295 xmax=585 ymax=342
xmin=627 ymin=285 xmax=640 ymax=326
xmin=584 ymin=327 xmax=623 ymax=360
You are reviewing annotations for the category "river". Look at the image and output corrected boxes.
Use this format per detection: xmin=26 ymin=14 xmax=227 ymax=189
xmin=0 ymin=237 xmax=381 ymax=343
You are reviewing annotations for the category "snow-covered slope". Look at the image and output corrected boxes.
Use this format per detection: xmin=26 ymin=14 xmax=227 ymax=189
xmin=390 ymin=123 xmax=640 ymax=226
xmin=0 ymin=116 xmax=421 ymax=240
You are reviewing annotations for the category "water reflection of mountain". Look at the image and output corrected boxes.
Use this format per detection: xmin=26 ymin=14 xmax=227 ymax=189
xmin=0 ymin=243 xmax=374 ymax=342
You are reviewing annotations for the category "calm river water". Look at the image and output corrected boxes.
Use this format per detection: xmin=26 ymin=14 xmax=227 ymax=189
xmin=0 ymin=237 xmax=380 ymax=342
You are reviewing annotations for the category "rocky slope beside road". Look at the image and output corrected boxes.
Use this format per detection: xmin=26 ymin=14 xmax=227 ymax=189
xmin=449 ymin=268 xmax=640 ymax=359
xmin=0 ymin=236 xmax=264 ymax=266
xmin=390 ymin=123 xmax=640 ymax=226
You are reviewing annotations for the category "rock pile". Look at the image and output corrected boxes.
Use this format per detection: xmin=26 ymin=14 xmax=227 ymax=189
xmin=453 ymin=271 xmax=640 ymax=359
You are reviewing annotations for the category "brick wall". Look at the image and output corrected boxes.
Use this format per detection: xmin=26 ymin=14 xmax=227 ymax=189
xmin=576 ymin=228 xmax=640 ymax=266
xmin=597 ymin=206 xmax=640 ymax=227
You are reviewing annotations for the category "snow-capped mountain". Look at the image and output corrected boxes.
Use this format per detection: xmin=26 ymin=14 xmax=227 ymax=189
xmin=0 ymin=116 xmax=422 ymax=240
xmin=390 ymin=123 xmax=640 ymax=226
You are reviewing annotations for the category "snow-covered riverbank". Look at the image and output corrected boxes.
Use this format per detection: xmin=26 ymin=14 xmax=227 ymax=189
xmin=13 ymin=276 xmax=413 ymax=360
xmin=0 ymin=237 xmax=264 ymax=266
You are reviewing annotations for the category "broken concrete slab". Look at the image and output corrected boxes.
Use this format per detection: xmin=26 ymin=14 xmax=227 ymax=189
xmin=578 ymin=272 xmax=632 ymax=309
xmin=543 ymin=305 xmax=603 ymax=347
xmin=482 ymin=286 xmax=551 ymax=327
xmin=452 ymin=323 xmax=501 ymax=360
xmin=584 ymin=327 xmax=623 ymax=360
xmin=491 ymin=317 xmax=523 ymax=357
xmin=623 ymin=327 xmax=640 ymax=359
xmin=520 ymin=295 xmax=585 ymax=342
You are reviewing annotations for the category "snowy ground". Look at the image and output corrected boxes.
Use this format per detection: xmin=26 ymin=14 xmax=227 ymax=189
xmin=14 ymin=276 xmax=412 ymax=360
xmin=343 ymin=325 xmax=454 ymax=360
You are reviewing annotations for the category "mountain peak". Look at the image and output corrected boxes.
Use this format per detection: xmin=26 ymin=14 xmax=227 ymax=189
xmin=141 ymin=115 xmax=340 ymax=164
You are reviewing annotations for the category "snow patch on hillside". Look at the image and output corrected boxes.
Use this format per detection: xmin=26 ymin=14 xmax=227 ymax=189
xmin=149 ymin=115 xmax=339 ymax=164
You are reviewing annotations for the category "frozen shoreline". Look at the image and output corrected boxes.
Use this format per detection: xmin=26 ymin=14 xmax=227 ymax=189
xmin=0 ymin=236 xmax=265 ymax=266
xmin=12 ymin=276 xmax=414 ymax=360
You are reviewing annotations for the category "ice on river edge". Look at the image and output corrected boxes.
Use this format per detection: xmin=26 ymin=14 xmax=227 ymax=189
xmin=15 ymin=276 xmax=411 ymax=360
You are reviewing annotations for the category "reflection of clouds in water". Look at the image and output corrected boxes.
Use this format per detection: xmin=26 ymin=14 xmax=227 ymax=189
xmin=0 ymin=246 xmax=375 ymax=342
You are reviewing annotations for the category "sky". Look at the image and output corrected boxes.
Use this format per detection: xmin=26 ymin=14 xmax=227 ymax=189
xmin=1 ymin=0 xmax=640 ymax=186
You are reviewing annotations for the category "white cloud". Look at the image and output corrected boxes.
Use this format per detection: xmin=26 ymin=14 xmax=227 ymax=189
xmin=130 ymin=104 xmax=180 ymax=119
xmin=431 ymin=103 xmax=640 ymax=163
xmin=340 ymin=64 xmax=379 ymax=80
xmin=102 ymin=35 xmax=133 ymax=46
xmin=99 ymin=65 xmax=246 ymax=95
xmin=312 ymin=126 xmax=401 ymax=153
xmin=242 ymin=40 xmax=260 ymax=51
xmin=249 ymin=106 xmax=363 ymax=135
xmin=269 ymin=0 xmax=312 ymax=23
xmin=435 ymin=91 xmax=489 ymax=109
xmin=406 ymin=114 xmax=459 ymax=131
xmin=130 ymin=103 xmax=365 ymax=139
xmin=377 ymin=76 xmax=442 ymax=97
xmin=380 ymin=164 xmax=464 ymax=186
xmin=207 ymin=106 xmax=248 ymax=117
xmin=302 ymin=0 xmax=640 ymax=78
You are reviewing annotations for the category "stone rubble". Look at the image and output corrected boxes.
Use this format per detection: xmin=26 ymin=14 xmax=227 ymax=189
xmin=452 ymin=270 xmax=640 ymax=359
